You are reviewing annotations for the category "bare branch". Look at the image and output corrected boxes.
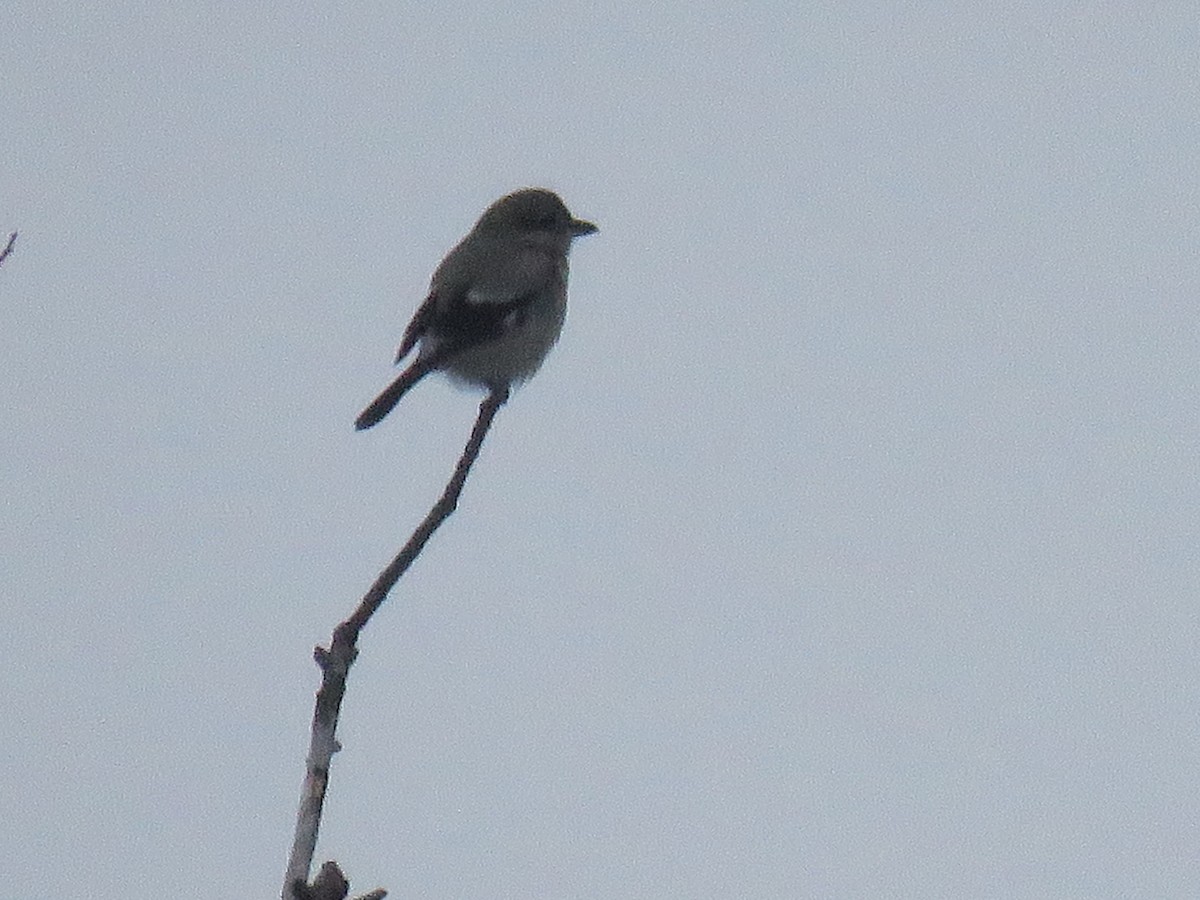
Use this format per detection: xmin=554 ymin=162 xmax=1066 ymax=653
xmin=340 ymin=386 xmax=510 ymax=640
xmin=283 ymin=387 xmax=510 ymax=899
xmin=0 ymin=232 xmax=16 ymax=267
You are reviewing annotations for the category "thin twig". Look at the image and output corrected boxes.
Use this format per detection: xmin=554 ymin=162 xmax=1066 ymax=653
xmin=283 ymin=387 xmax=510 ymax=900
xmin=341 ymin=386 xmax=509 ymax=640
xmin=0 ymin=232 xmax=16 ymax=267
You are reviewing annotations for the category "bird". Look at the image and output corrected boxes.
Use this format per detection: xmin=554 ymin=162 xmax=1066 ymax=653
xmin=354 ymin=188 xmax=597 ymax=430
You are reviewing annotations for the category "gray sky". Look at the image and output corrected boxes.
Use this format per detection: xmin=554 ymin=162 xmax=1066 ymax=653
xmin=4 ymin=4 xmax=1198 ymax=898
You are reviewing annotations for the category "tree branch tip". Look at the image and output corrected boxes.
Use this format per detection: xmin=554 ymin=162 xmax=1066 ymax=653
xmin=0 ymin=231 xmax=16 ymax=267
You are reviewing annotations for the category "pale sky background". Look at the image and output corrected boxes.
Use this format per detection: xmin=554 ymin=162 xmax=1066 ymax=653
xmin=3 ymin=4 xmax=1198 ymax=898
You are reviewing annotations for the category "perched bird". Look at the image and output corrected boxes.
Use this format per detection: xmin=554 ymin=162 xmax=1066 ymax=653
xmin=355 ymin=189 xmax=597 ymax=430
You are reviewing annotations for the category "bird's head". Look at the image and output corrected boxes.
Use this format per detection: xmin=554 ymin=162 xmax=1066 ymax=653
xmin=477 ymin=188 xmax=598 ymax=244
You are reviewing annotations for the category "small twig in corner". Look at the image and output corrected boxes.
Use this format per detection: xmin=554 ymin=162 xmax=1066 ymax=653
xmin=0 ymin=232 xmax=16 ymax=267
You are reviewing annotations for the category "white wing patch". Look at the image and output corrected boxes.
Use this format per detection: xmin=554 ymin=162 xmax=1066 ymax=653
xmin=465 ymin=285 xmax=520 ymax=306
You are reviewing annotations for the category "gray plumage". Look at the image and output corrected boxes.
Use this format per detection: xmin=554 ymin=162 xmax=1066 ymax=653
xmin=355 ymin=189 xmax=597 ymax=430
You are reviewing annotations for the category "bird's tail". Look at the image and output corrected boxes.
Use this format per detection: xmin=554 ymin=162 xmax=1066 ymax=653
xmin=354 ymin=357 xmax=439 ymax=430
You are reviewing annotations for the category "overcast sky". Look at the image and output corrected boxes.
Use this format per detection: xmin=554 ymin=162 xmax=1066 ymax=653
xmin=4 ymin=4 xmax=1198 ymax=898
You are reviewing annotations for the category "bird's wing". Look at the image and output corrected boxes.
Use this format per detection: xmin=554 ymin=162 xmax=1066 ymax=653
xmin=436 ymin=283 xmax=541 ymax=345
xmin=394 ymin=281 xmax=541 ymax=364
xmin=395 ymin=237 xmax=553 ymax=363
xmin=394 ymin=290 xmax=438 ymax=363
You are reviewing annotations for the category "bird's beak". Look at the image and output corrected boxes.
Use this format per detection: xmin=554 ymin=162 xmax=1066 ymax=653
xmin=570 ymin=218 xmax=598 ymax=237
